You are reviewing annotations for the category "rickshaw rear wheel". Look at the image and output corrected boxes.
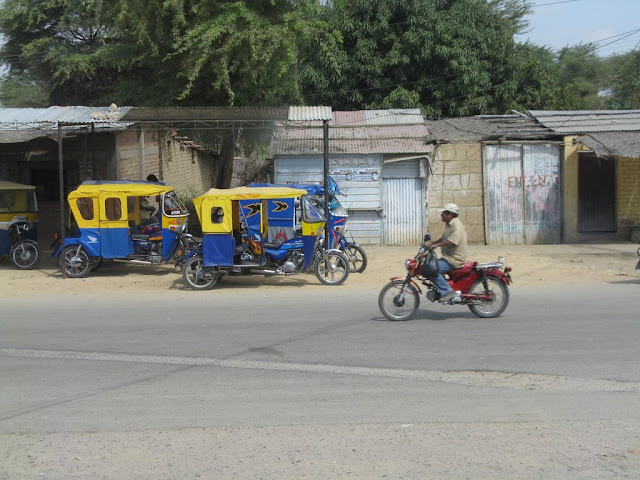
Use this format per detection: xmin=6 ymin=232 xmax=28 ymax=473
xmin=10 ymin=241 xmax=39 ymax=269
xmin=182 ymin=255 xmax=219 ymax=290
xmin=60 ymin=246 xmax=91 ymax=278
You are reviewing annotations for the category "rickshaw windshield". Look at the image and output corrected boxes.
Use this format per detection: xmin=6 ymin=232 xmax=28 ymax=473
xmin=162 ymin=191 xmax=189 ymax=217
xmin=301 ymin=196 xmax=325 ymax=223
xmin=0 ymin=189 xmax=37 ymax=213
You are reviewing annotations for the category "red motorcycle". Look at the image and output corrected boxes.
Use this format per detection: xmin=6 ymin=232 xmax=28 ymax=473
xmin=378 ymin=234 xmax=513 ymax=321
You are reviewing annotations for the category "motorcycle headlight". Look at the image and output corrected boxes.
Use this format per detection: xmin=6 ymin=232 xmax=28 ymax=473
xmin=405 ymin=259 xmax=413 ymax=271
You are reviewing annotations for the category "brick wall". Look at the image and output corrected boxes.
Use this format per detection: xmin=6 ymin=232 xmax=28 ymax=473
xmin=617 ymin=157 xmax=640 ymax=240
xmin=116 ymin=127 xmax=216 ymax=198
xmin=427 ymin=143 xmax=485 ymax=243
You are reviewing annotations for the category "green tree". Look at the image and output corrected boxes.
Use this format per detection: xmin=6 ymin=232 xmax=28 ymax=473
xmin=604 ymin=50 xmax=640 ymax=109
xmin=299 ymin=0 xmax=559 ymax=116
xmin=554 ymin=44 xmax=609 ymax=110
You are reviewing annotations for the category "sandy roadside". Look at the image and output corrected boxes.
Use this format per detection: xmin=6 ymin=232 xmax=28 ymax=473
xmin=1 ymin=243 xmax=639 ymax=297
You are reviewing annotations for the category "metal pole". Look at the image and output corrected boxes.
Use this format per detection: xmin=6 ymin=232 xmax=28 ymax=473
xmin=58 ymin=123 xmax=66 ymax=276
xmin=323 ymin=119 xmax=329 ymax=248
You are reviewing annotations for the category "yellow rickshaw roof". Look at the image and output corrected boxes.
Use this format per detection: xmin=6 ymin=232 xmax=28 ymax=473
xmin=194 ymin=186 xmax=307 ymax=205
xmin=68 ymin=181 xmax=175 ymax=198
xmin=0 ymin=181 xmax=36 ymax=191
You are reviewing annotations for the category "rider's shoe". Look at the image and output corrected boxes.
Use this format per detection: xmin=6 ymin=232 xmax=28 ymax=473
xmin=439 ymin=290 xmax=457 ymax=303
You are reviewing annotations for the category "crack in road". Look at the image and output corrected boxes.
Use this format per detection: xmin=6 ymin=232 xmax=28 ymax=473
xmin=2 ymin=348 xmax=638 ymax=392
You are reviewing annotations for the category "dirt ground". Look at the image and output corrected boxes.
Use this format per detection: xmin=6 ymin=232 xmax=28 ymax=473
xmin=1 ymin=242 xmax=639 ymax=297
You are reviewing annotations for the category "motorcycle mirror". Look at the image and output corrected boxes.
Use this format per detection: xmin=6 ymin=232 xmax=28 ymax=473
xmin=423 ymin=233 xmax=431 ymax=242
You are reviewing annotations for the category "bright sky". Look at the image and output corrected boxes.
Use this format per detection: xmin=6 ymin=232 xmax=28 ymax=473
xmin=515 ymin=0 xmax=640 ymax=56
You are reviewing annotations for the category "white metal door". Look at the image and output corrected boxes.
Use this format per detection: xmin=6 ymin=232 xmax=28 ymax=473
xmin=382 ymin=178 xmax=425 ymax=245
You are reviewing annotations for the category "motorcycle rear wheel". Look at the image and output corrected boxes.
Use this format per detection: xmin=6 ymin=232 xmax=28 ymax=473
xmin=468 ymin=277 xmax=509 ymax=318
xmin=182 ymin=255 xmax=219 ymax=290
xmin=378 ymin=280 xmax=420 ymax=321
xmin=345 ymin=244 xmax=368 ymax=273
xmin=60 ymin=246 xmax=91 ymax=278
xmin=10 ymin=241 xmax=39 ymax=269
xmin=314 ymin=251 xmax=350 ymax=285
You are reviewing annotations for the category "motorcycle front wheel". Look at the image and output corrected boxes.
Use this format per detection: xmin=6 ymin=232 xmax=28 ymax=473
xmin=378 ymin=280 xmax=420 ymax=321
xmin=344 ymin=244 xmax=368 ymax=273
xmin=182 ymin=255 xmax=219 ymax=290
xmin=468 ymin=277 xmax=509 ymax=318
xmin=59 ymin=246 xmax=91 ymax=278
xmin=314 ymin=251 xmax=350 ymax=285
xmin=10 ymin=241 xmax=39 ymax=269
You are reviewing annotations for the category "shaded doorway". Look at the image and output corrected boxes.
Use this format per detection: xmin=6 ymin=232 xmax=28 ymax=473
xmin=578 ymin=153 xmax=615 ymax=232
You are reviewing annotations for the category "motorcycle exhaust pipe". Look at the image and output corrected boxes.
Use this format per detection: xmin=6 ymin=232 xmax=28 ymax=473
xmin=113 ymin=259 xmax=154 ymax=265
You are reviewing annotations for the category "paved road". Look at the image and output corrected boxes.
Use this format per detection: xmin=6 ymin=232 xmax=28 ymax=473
xmin=1 ymin=284 xmax=639 ymax=479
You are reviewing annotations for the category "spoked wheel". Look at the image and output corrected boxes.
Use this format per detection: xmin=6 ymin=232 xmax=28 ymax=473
xmin=344 ymin=244 xmax=368 ymax=273
xmin=59 ymin=246 xmax=91 ymax=278
xmin=314 ymin=251 xmax=350 ymax=285
xmin=10 ymin=241 xmax=39 ymax=269
xmin=378 ymin=280 xmax=420 ymax=321
xmin=467 ymin=277 xmax=510 ymax=318
xmin=182 ymin=255 xmax=219 ymax=290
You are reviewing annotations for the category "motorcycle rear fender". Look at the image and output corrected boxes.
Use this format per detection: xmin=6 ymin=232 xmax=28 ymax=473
xmin=388 ymin=276 xmax=422 ymax=294
xmin=486 ymin=267 xmax=511 ymax=285
xmin=183 ymin=248 xmax=202 ymax=263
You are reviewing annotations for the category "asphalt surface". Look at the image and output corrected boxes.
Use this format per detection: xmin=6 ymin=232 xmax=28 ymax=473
xmin=1 ymin=282 xmax=639 ymax=479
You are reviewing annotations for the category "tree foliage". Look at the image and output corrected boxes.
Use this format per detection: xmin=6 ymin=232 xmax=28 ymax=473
xmin=299 ymin=0 xmax=562 ymax=116
xmin=0 ymin=0 xmax=637 ymax=118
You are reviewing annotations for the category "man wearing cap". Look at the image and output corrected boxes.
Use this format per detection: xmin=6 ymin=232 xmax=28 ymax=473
xmin=428 ymin=203 xmax=468 ymax=303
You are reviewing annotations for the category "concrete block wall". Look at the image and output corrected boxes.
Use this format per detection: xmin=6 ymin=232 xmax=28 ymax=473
xmin=617 ymin=157 xmax=640 ymax=240
xmin=427 ymin=143 xmax=485 ymax=243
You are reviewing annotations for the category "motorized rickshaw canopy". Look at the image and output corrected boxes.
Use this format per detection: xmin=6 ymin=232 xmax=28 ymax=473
xmin=0 ymin=181 xmax=37 ymax=191
xmin=193 ymin=186 xmax=308 ymax=235
xmin=68 ymin=180 xmax=175 ymax=200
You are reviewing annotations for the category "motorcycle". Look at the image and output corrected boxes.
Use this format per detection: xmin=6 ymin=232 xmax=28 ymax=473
xmin=378 ymin=234 xmax=513 ymax=321
xmin=180 ymin=186 xmax=350 ymax=290
xmin=0 ymin=181 xmax=40 ymax=269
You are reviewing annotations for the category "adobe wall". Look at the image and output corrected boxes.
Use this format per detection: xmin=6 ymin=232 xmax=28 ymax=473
xmin=427 ymin=143 xmax=485 ymax=244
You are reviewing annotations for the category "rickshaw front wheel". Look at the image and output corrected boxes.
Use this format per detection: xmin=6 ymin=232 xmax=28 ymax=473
xmin=60 ymin=246 xmax=91 ymax=278
xmin=182 ymin=255 xmax=219 ymax=290
xmin=314 ymin=251 xmax=350 ymax=285
xmin=10 ymin=241 xmax=39 ymax=269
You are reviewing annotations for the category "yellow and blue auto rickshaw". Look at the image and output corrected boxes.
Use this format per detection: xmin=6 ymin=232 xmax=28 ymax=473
xmin=181 ymin=186 xmax=350 ymax=290
xmin=0 ymin=181 xmax=39 ymax=269
xmin=53 ymin=180 xmax=194 ymax=277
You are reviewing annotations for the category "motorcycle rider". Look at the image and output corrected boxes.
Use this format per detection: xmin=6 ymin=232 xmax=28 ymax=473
xmin=427 ymin=203 xmax=468 ymax=303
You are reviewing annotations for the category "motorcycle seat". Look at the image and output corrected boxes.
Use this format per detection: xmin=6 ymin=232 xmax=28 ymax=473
xmin=131 ymin=234 xmax=150 ymax=241
xmin=263 ymin=242 xmax=279 ymax=249
xmin=447 ymin=261 xmax=477 ymax=280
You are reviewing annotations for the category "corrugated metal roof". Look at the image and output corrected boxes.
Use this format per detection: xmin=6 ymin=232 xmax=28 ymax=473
xmin=363 ymin=109 xmax=424 ymax=125
xmin=270 ymin=113 xmax=432 ymax=155
xmin=575 ymin=132 xmax=640 ymax=159
xmin=122 ymin=106 xmax=289 ymax=122
xmin=424 ymin=115 xmax=558 ymax=142
xmin=0 ymin=105 xmax=134 ymax=143
xmin=288 ymin=106 xmax=332 ymax=121
xmin=529 ymin=110 xmax=640 ymax=133
xmin=0 ymin=105 xmax=133 ymax=124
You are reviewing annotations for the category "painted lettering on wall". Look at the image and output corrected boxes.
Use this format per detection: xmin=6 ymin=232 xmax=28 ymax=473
xmin=508 ymin=175 xmax=558 ymax=188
